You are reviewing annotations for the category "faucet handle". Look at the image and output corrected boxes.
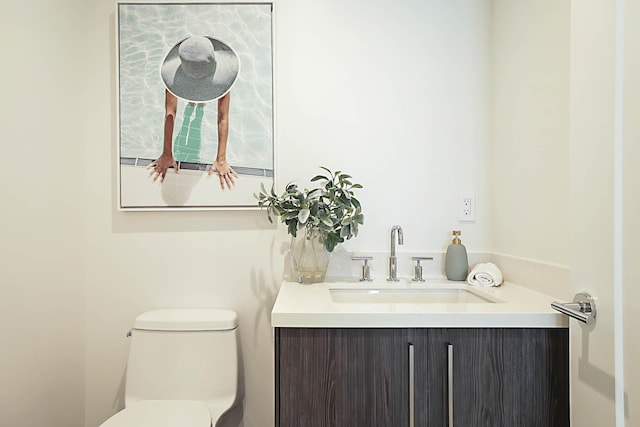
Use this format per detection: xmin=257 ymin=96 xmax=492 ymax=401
xmin=411 ymin=256 xmax=434 ymax=282
xmin=352 ymin=256 xmax=373 ymax=281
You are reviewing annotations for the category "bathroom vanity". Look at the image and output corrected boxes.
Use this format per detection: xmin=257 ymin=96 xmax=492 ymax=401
xmin=272 ymin=280 xmax=569 ymax=426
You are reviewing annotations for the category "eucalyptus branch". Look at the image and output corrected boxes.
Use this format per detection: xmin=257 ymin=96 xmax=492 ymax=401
xmin=255 ymin=167 xmax=364 ymax=252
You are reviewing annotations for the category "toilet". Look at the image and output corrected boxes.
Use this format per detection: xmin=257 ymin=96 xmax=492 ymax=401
xmin=100 ymin=308 xmax=239 ymax=427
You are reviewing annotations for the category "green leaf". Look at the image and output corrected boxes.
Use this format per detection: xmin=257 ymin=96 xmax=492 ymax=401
xmin=284 ymin=211 xmax=299 ymax=220
xmin=338 ymin=194 xmax=351 ymax=206
xmin=298 ymin=208 xmax=310 ymax=224
xmin=321 ymin=217 xmax=334 ymax=227
xmin=309 ymin=201 xmax=319 ymax=216
xmin=324 ymin=233 xmax=340 ymax=252
xmin=288 ymin=220 xmax=298 ymax=237
xmin=307 ymin=189 xmax=323 ymax=200
xmin=255 ymin=166 xmax=364 ymax=243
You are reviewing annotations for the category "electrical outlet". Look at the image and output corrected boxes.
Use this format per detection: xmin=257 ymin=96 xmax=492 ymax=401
xmin=458 ymin=194 xmax=476 ymax=222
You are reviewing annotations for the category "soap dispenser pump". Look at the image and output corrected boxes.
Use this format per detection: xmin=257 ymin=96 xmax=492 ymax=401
xmin=445 ymin=230 xmax=468 ymax=281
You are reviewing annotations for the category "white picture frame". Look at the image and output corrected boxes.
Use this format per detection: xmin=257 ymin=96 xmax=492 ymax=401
xmin=116 ymin=1 xmax=275 ymax=210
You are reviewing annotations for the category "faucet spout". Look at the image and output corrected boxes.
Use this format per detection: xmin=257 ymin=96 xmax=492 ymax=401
xmin=390 ymin=225 xmax=404 ymax=256
xmin=388 ymin=225 xmax=404 ymax=281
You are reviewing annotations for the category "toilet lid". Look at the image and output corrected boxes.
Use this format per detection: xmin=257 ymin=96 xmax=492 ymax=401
xmin=99 ymin=400 xmax=212 ymax=427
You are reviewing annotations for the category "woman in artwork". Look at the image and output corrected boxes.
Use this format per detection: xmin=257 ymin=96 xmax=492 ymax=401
xmin=148 ymin=35 xmax=240 ymax=190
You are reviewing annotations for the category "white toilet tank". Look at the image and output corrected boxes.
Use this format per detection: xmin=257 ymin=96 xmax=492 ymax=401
xmin=125 ymin=309 xmax=239 ymax=411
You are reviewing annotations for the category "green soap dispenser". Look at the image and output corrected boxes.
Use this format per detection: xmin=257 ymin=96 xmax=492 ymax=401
xmin=445 ymin=230 xmax=468 ymax=281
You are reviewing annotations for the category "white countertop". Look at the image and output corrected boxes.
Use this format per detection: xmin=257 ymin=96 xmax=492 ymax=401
xmin=271 ymin=278 xmax=568 ymax=328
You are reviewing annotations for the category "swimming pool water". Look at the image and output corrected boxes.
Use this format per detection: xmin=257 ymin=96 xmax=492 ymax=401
xmin=118 ymin=3 xmax=273 ymax=170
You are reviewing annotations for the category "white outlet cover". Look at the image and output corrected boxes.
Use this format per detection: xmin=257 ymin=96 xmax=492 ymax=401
xmin=458 ymin=194 xmax=476 ymax=222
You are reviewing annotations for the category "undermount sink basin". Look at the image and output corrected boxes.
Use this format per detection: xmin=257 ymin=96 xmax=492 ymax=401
xmin=328 ymin=282 xmax=498 ymax=304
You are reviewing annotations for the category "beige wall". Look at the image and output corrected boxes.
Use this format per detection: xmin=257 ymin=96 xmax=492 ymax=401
xmin=490 ymin=0 xmax=570 ymax=266
xmin=0 ymin=0 xmax=577 ymax=426
xmin=568 ymin=0 xmax=618 ymax=424
xmin=624 ymin=0 xmax=640 ymax=423
xmin=85 ymin=0 xmax=492 ymax=426
xmin=0 ymin=0 xmax=87 ymax=426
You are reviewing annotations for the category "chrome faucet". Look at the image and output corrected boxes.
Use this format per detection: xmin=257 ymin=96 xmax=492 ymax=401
xmin=388 ymin=225 xmax=404 ymax=281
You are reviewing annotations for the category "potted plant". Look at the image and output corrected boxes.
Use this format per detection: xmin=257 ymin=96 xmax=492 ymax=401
xmin=255 ymin=167 xmax=364 ymax=283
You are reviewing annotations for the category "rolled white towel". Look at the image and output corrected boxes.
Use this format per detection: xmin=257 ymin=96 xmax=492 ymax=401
xmin=467 ymin=262 xmax=504 ymax=287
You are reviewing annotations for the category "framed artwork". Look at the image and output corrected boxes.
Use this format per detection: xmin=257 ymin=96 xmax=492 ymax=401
xmin=117 ymin=1 xmax=274 ymax=210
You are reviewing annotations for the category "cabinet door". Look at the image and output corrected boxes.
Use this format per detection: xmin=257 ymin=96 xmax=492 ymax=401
xmin=447 ymin=328 xmax=569 ymax=427
xmin=275 ymin=328 xmax=410 ymax=427
xmin=411 ymin=328 xmax=449 ymax=426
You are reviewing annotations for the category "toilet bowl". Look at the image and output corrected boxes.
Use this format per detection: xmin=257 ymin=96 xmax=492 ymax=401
xmin=99 ymin=309 xmax=239 ymax=427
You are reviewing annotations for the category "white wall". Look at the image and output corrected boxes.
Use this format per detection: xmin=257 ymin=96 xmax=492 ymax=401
xmin=0 ymin=0 xmax=87 ymax=426
xmin=490 ymin=0 xmax=570 ymax=266
xmin=85 ymin=0 xmax=491 ymax=426
xmin=276 ymin=0 xmax=492 ymax=253
xmin=0 ymin=0 xmax=574 ymax=426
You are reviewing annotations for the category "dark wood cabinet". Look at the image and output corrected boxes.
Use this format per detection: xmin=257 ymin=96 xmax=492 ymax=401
xmin=412 ymin=328 xmax=570 ymax=426
xmin=447 ymin=328 xmax=569 ymax=426
xmin=275 ymin=327 xmax=569 ymax=427
xmin=275 ymin=328 xmax=410 ymax=426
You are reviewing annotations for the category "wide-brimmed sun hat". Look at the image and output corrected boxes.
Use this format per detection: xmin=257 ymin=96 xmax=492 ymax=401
xmin=160 ymin=36 xmax=240 ymax=103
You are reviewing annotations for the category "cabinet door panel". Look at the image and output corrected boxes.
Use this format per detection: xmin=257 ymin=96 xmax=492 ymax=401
xmin=412 ymin=328 xmax=448 ymax=426
xmin=276 ymin=328 xmax=410 ymax=427
xmin=449 ymin=328 xmax=569 ymax=427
